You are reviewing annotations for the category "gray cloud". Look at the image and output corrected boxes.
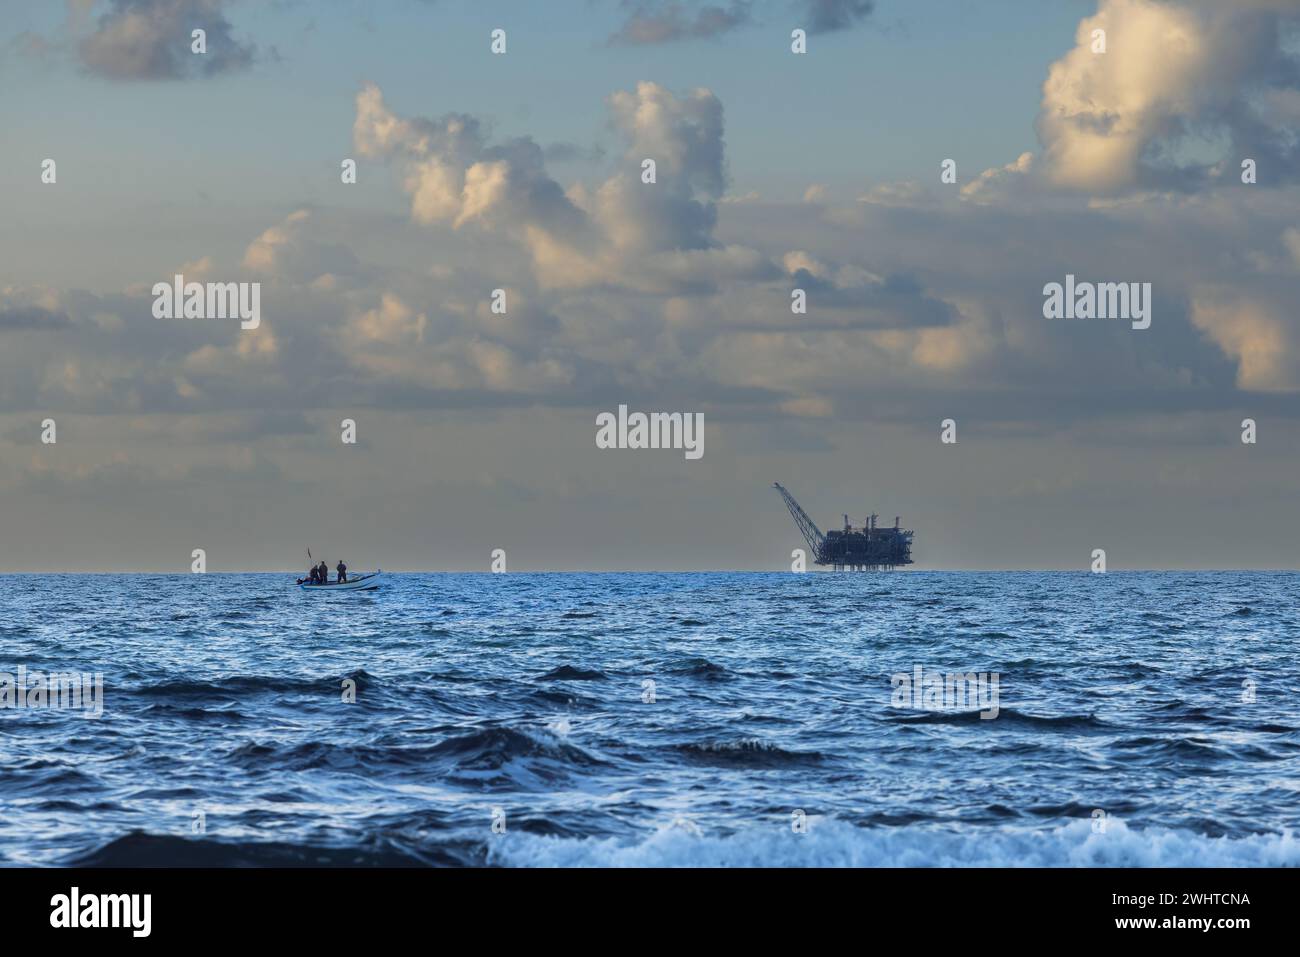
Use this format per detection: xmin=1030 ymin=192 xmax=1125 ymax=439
xmin=610 ymin=2 xmax=753 ymax=45
xmin=0 ymin=306 xmax=72 ymax=330
xmin=79 ymin=0 xmax=257 ymax=80
xmin=801 ymin=0 xmax=874 ymax=34
xmin=783 ymin=267 xmax=959 ymax=329
xmin=607 ymin=0 xmax=873 ymax=44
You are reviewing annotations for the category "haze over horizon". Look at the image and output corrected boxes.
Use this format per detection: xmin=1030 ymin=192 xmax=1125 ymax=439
xmin=3 ymin=0 xmax=1300 ymax=572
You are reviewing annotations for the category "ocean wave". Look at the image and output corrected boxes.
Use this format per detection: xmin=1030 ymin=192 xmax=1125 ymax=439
xmin=429 ymin=727 xmax=604 ymax=770
xmin=888 ymin=708 xmax=1107 ymax=731
xmin=538 ymin=665 xmax=607 ymax=681
xmin=1110 ymin=735 xmax=1232 ymax=761
xmin=133 ymin=669 xmax=377 ymax=699
xmin=9 ymin=570 xmax=1300 ymax=867
xmin=526 ymin=688 xmax=597 ymax=708
xmin=6 ymin=765 xmax=100 ymax=794
xmin=227 ymin=740 xmax=400 ymax=773
xmin=673 ymin=739 xmax=825 ymax=768
xmin=668 ymin=658 xmax=731 ymax=680
xmin=142 ymin=703 xmax=247 ymax=722
xmin=68 ymin=831 xmax=433 ymax=867
xmin=487 ymin=817 xmax=1300 ymax=868
xmin=224 ymin=729 xmax=603 ymax=775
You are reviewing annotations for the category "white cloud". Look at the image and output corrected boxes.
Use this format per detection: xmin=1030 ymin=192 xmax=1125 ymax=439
xmin=962 ymin=152 xmax=1035 ymax=204
xmin=1036 ymin=0 xmax=1300 ymax=194
xmin=1190 ymin=293 xmax=1299 ymax=392
xmin=243 ymin=209 xmax=365 ymax=284
xmin=353 ymin=80 xmax=775 ymax=294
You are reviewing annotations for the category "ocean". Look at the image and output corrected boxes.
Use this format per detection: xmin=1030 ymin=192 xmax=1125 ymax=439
xmin=1 ymin=571 xmax=1297 ymax=867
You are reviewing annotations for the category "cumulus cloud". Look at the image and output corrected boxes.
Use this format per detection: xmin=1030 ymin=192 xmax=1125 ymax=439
xmin=346 ymin=293 xmax=428 ymax=349
xmin=961 ymin=152 xmax=1036 ymax=204
xmin=11 ymin=47 xmax=1296 ymax=431
xmin=353 ymin=84 xmax=594 ymax=254
xmin=598 ymin=82 xmax=727 ymax=251
xmin=243 ymin=209 xmax=368 ymax=285
xmin=609 ymin=1 xmax=753 ymax=45
xmin=354 ymin=80 xmax=777 ymax=294
xmin=1035 ymin=0 xmax=1300 ymax=194
xmin=802 ymin=0 xmax=874 ymax=34
xmin=78 ymin=0 xmax=258 ymax=80
xmin=1190 ymin=293 xmax=1299 ymax=392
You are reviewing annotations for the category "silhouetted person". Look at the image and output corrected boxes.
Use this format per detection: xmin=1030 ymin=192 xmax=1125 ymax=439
xmin=336 ymin=560 xmax=348 ymax=583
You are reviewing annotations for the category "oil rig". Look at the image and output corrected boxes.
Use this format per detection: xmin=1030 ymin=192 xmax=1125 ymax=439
xmin=773 ymin=482 xmax=914 ymax=571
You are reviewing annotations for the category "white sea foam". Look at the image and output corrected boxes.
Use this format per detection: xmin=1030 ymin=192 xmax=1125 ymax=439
xmin=487 ymin=817 xmax=1300 ymax=868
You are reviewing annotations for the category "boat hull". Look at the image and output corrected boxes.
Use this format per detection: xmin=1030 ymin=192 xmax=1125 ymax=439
xmin=299 ymin=571 xmax=381 ymax=592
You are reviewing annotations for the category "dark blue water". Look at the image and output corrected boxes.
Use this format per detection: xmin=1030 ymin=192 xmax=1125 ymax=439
xmin=2 ymin=572 xmax=1297 ymax=866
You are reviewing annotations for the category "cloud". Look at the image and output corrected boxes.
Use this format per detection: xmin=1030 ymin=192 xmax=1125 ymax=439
xmin=610 ymin=2 xmax=752 ymax=45
xmin=778 ymin=253 xmax=959 ymax=330
xmin=181 ymin=323 xmax=278 ymax=374
xmin=9 ymin=66 xmax=1298 ymax=446
xmin=79 ymin=0 xmax=258 ymax=80
xmin=347 ymin=293 xmax=427 ymax=348
xmin=9 ymin=5 xmax=1300 ymax=572
xmin=961 ymin=151 xmax=1036 ymax=204
xmin=1035 ymin=0 xmax=1300 ymax=194
xmin=801 ymin=0 xmax=875 ymax=34
xmin=353 ymin=84 xmax=592 ymax=239
xmin=1283 ymin=226 xmax=1300 ymax=267
xmin=354 ymin=80 xmax=777 ymax=294
xmin=599 ymin=81 xmax=727 ymax=249
xmin=1190 ymin=292 xmax=1300 ymax=392
xmin=0 ymin=305 xmax=73 ymax=330
xmin=197 ymin=411 xmax=316 ymax=442
xmin=852 ymin=180 xmax=932 ymax=208
xmin=243 ymin=209 xmax=368 ymax=284
xmin=803 ymin=183 xmax=829 ymax=203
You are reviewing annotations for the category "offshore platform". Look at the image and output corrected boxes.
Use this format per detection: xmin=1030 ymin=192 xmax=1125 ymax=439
xmin=773 ymin=482 xmax=914 ymax=571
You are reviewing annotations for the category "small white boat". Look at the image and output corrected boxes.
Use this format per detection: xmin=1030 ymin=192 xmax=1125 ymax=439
xmin=298 ymin=570 xmax=382 ymax=592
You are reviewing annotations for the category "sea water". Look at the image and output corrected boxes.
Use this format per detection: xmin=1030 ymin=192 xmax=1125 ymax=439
xmin=1 ymin=571 xmax=1297 ymax=867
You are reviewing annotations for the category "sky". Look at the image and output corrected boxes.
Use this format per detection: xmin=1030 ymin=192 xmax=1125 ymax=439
xmin=1 ymin=0 xmax=1299 ymax=572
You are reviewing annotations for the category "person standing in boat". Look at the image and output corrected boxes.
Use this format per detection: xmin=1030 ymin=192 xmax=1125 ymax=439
xmin=336 ymin=560 xmax=348 ymax=583
xmin=319 ymin=561 xmax=330 ymax=584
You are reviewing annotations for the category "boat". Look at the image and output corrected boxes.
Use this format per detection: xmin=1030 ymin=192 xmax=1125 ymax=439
xmin=298 ymin=570 xmax=382 ymax=592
